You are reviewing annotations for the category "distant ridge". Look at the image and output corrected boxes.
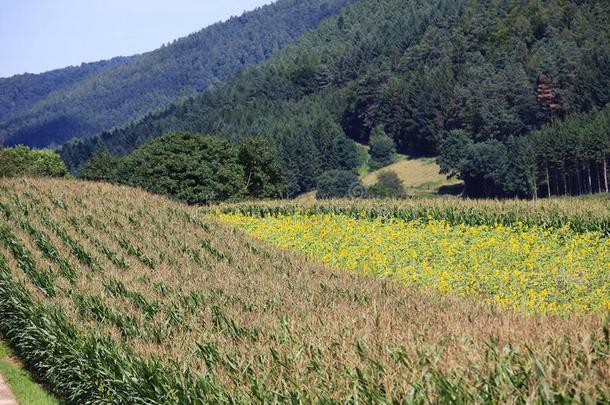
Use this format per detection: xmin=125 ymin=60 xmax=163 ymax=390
xmin=0 ymin=0 xmax=357 ymax=148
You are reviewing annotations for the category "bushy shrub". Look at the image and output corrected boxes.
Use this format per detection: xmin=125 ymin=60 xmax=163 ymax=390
xmin=238 ymin=138 xmax=286 ymax=199
xmin=366 ymin=171 xmax=405 ymax=199
xmin=369 ymin=126 xmax=396 ymax=170
xmin=316 ymin=170 xmax=363 ymax=199
xmin=0 ymin=145 xmax=67 ymax=178
xmin=78 ymin=133 xmax=287 ymax=204
xmin=115 ymin=132 xmax=245 ymax=204
xmin=79 ymin=151 xmax=121 ymax=182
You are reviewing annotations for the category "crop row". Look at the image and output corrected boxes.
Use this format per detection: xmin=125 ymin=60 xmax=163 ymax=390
xmin=214 ymin=196 xmax=610 ymax=234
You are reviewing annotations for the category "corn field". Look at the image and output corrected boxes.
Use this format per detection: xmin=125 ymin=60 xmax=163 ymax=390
xmin=214 ymin=197 xmax=610 ymax=235
xmin=0 ymin=178 xmax=609 ymax=403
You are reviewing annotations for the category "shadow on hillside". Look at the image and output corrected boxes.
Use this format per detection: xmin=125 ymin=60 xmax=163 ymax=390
xmin=438 ymin=183 xmax=464 ymax=196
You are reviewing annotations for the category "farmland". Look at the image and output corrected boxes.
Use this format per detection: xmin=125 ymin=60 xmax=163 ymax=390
xmin=0 ymin=178 xmax=609 ymax=403
xmin=215 ymin=211 xmax=610 ymax=314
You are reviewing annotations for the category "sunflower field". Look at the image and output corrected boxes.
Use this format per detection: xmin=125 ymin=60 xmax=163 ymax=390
xmin=215 ymin=211 xmax=610 ymax=314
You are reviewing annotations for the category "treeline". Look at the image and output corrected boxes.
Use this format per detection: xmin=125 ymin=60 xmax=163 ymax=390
xmin=0 ymin=146 xmax=67 ymax=178
xmin=80 ymin=132 xmax=287 ymax=204
xmin=61 ymin=87 xmax=371 ymax=197
xmin=62 ymin=0 xmax=467 ymax=195
xmin=81 ymin=128 xmax=408 ymax=204
xmin=439 ymin=107 xmax=610 ymax=198
xmin=532 ymin=109 xmax=610 ymax=197
xmin=62 ymin=0 xmax=610 ymax=199
xmin=0 ymin=0 xmax=356 ymax=148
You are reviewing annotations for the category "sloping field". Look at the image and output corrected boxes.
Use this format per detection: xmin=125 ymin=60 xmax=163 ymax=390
xmin=216 ymin=210 xmax=610 ymax=314
xmin=0 ymin=178 xmax=609 ymax=403
xmin=297 ymin=156 xmax=463 ymax=201
xmin=216 ymin=200 xmax=610 ymax=314
xmin=362 ymin=156 xmax=463 ymax=197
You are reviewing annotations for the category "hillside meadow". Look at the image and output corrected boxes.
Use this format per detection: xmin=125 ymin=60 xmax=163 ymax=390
xmin=0 ymin=178 xmax=608 ymax=403
xmin=361 ymin=156 xmax=463 ymax=197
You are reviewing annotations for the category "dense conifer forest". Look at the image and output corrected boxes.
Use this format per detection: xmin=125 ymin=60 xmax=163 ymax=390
xmin=0 ymin=0 xmax=355 ymax=148
xmin=59 ymin=0 xmax=610 ymax=200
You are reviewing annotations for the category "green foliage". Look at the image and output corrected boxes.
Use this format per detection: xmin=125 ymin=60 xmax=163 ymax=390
xmin=439 ymin=134 xmax=509 ymax=198
xmin=366 ymin=171 xmax=405 ymax=199
xmin=368 ymin=126 xmax=396 ymax=170
xmin=80 ymin=133 xmax=287 ymax=204
xmin=0 ymin=0 xmax=357 ymax=148
xmin=61 ymin=0 xmax=609 ymax=200
xmin=316 ymin=170 xmax=363 ymax=199
xmin=116 ymin=132 xmax=246 ymax=205
xmin=0 ymin=146 xmax=67 ymax=178
xmin=438 ymin=130 xmax=474 ymax=179
xmin=440 ymin=107 xmax=610 ymax=198
xmin=79 ymin=151 xmax=120 ymax=181
xmin=239 ymin=139 xmax=286 ymax=199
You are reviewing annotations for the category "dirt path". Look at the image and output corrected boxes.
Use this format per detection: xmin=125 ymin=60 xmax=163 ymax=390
xmin=0 ymin=374 xmax=17 ymax=405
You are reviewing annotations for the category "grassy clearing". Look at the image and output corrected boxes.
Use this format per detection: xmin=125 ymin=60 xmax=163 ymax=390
xmin=0 ymin=341 xmax=59 ymax=405
xmin=362 ymin=155 xmax=463 ymax=197
xmin=0 ymin=178 xmax=608 ymax=403
xmin=298 ymin=154 xmax=463 ymax=200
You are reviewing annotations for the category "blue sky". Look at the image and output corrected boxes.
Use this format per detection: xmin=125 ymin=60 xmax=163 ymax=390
xmin=0 ymin=0 xmax=273 ymax=78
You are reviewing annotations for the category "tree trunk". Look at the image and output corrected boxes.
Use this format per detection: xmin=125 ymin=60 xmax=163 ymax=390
xmin=587 ymin=162 xmax=593 ymax=194
xmin=545 ymin=165 xmax=551 ymax=198
xmin=555 ymin=171 xmax=560 ymax=196
xmin=604 ymin=157 xmax=608 ymax=193
xmin=597 ymin=162 xmax=602 ymax=193
xmin=575 ymin=163 xmax=582 ymax=194
xmin=562 ymin=169 xmax=568 ymax=196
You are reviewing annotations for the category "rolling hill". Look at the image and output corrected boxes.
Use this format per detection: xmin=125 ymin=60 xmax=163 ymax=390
xmin=0 ymin=0 xmax=356 ymax=148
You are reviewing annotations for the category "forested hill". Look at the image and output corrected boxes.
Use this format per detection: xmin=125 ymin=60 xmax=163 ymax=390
xmin=63 ymin=0 xmax=610 ymax=198
xmin=0 ymin=0 xmax=356 ymax=149
xmin=0 ymin=57 xmax=131 ymax=120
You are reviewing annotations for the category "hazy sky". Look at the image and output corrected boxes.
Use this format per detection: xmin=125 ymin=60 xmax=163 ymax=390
xmin=0 ymin=0 xmax=273 ymax=78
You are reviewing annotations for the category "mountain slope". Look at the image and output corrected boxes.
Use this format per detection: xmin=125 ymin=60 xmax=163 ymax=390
xmin=0 ymin=58 xmax=130 ymax=119
xmin=62 ymin=0 xmax=609 ymax=198
xmin=62 ymin=0 xmax=466 ymax=192
xmin=0 ymin=0 xmax=356 ymax=148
